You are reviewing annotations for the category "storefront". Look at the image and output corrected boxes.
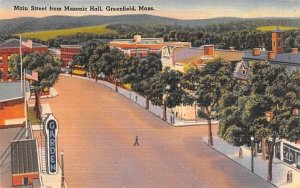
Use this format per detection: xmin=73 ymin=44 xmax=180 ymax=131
xmin=283 ymin=142 xmax=300 ymax=169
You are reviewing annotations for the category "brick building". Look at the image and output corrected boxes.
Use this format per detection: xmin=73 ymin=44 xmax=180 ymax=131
xmin=0 ymin=38 xmax=48 ymax=81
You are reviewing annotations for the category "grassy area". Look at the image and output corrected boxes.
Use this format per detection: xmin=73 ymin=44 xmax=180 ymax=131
xmin=27 ymin=106 xmax=41 ymax=125
xmin=19 ymin=25 xmax=116 ymax=41
xmin=256 ymin=26 xmax=299 ymax=31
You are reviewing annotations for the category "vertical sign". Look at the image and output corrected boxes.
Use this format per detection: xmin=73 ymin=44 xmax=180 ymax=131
xmin=44 ymin=114 xmax=59 ymax=175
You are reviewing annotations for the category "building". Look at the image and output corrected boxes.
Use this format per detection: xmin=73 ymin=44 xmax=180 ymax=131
xmin=60 ymin=44 xmax=82 ymax=67
xmin=161 ymin=45 xmax=243 ymax=121
xmin=0 ymin=82 xmax=30 ymax=128
xmin=60 ymin=39 xmax=112 ymax=67
xmin=110 ymin=35 xmax=191 ymax=58
xmin=11 ymin=139 xmax=39 ymax=187
xmin=162 ymin=45 xmax=243 ymax=72
xmin=0 ymin=38 xmax=48 ymax=81
xmin=235 ymin=29 xmax=300 ymax=80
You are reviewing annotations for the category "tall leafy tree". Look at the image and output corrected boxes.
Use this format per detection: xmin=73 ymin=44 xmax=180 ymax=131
xmin=88 ymin=43 xmax=110 ymax=82
xmin=249 ymin=62 xmax=300 ymax=181
xmin=89 ymin=46 xmax=125 ymax=91
xmin=110 ymin=48 xmax=125 ymax=92
xmin=148 ymin=68 xmax=185 ymax=121
xmin=195 ymin=58 xmax=235 ymax=146
xmin=9 ymin=52 xmax=61 ymax=118
xmin=72 ymin=42 xmax=99 ymax=73
xmin=219 ymin=61 xmax=300 ymax=181
xmin=133 ymin=55 xmax=162 ymax=109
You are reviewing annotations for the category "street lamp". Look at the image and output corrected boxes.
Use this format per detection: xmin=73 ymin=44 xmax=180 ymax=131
xmin=61 ymin=150 xmax=65 ymax=188
xmin=163 ymin=84 xmax=171 ymax=121
xmin=251 ymin=136 xmax=254 ymax=172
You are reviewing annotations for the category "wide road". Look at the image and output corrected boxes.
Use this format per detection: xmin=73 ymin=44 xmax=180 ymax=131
xmin=46 ymin=76 xmax=273 ymax=188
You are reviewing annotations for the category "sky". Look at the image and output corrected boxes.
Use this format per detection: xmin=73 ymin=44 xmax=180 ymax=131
xmin=1 ymin=0 xmax=300 ymax=20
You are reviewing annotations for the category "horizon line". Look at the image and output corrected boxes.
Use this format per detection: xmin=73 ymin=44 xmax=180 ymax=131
xmin=1 ymin=14 xmax=300 ymax=21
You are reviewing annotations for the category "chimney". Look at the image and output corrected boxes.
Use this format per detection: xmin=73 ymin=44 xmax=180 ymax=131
xmin=268 ymin=51 xmax=275 ymax=60
xmin=291 ymin=48 xmax=298 ymax=54
xmin=134 ymin=35 xmax=142 ymax=43
xmin=252 ymin=48 xmax=261 ymax=56
xmin=204 ymin=45 xmax=214 ymax=56
xmin=229 ymin=47 xmax=235 ymax=51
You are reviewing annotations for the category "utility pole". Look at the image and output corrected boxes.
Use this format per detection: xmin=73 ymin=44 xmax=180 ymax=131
xmin=61 ymin=150 xmax=65 ymax=188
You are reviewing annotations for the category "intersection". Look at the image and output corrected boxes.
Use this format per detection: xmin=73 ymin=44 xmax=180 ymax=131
xmin=42 ymin=76 xmax=274 ymax=188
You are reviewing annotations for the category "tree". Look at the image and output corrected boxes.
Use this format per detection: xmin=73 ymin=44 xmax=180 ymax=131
xmin=109 ymin=48 xmax=126 ymax=92
xmin=89 ymin=46 xmax=125 ymax=92
xmin=148 ymin=68 xmax=185 ymax=121
xmin=9 ymin=52 xmax=61 ymax=118
xmin=249 ymin=62 xmax=300 ymax=181
xmin=195 ymin=58 xmax=236 ymax=146
xmin=130 ymin=55 xmax=162 ymax=109
xmin=88 ymin=43 xmax=110 ymax=82
xmin=72 ymin=41 xmax=98 ymax=74
xmin=218 ymin=61 xmax=300 ymax=181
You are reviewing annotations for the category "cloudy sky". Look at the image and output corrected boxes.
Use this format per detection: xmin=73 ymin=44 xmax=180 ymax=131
xmin=1 ymin=0 xmax=300 ymax=19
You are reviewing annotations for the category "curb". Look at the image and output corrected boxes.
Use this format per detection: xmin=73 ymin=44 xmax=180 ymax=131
xmin=202 ymin=140 xmax=278 ymax=188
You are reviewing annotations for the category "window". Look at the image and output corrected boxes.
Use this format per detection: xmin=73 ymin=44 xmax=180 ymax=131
xmin=23 ymin=177 xmax=29 ymax=185
xmin=242 ymin=68 xmax=247 ymax=75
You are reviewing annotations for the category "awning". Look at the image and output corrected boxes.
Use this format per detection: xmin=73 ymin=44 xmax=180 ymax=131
xmin=72 ymin=69 xmax=86 ymax=75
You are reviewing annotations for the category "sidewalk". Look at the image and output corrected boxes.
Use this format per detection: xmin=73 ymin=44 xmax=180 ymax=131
xmin=30 ymin=87 xmax=59 ymax=99
xmin=61 ymin=74 xmax=213 ymax=127
xmin=203 ymin=136 xmax=300 ymax=188
xmin=32 ymin=103 xmax=68 ymax=188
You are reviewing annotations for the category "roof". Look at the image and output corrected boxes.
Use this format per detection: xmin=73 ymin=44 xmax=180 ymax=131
xmin=173 ymin=47 xmax=243 ymax=65
xmin=243 ymin=50 xmax=300 ymax=66
xmin=60 ymin=39 xmax=112 ymax=48
xmin=111 ymin=38 xmax=164 ymax=44
xmin=0 ymin=38 xmax=47 ymax=49
xmin=11 ymin=139 xmax=39 ymax=174
xmin=0 ymin=82 xmax=29 ymax=102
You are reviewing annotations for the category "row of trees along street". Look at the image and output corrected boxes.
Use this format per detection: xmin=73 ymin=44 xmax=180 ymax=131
xmin=75 ymin=42 xmax=300 ymax=182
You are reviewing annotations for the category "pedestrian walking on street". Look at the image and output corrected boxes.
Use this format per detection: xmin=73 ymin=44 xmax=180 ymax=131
xmin=135 ymin=95 xmax=137 ymax=102
xmin=134 ymin=136 xmax=139 ymax=146
xmin=239 ymin=148 xmax=243 ymax=158
xmin=287 ymin=170 xmax=290 ymax=183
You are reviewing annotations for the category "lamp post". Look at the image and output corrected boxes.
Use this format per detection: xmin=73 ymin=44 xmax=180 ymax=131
xmin=251 ymin=136 xmax=254 ymax=172
xmin=163 ymin=84 xmax=171 ymax=121
xmin=61 ymin=150 xmax=65 ymax=188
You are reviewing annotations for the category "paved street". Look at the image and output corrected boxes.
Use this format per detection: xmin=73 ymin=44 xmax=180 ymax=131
xmin=42 ymin=76 xmax=274 ymax=188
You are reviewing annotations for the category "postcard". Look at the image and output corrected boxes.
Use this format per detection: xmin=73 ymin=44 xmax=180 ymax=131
xmin=0 ymin=0 xmax=300 ymax=187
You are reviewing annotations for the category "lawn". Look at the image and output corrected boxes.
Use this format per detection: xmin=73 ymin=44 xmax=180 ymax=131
xmin=256 ymin=26 xmax=299 ymax=31
xmin=27 ymin=106 xmax=41 ymax=125
xmin=19 ymin=25 xmax=116 ymax=41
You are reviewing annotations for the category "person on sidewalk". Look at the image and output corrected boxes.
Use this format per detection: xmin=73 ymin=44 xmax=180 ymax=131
xmin=287 ymin=170 xmax=290 ymax=183
xmin=134 ymin=136 xmax=139 ymax=146
xmin=289 ymin=170 xmax=293 ymax=183
xmin=135 ymin=96 xmax=137 ymax=102
xmin=239 ymin=148 xmax=243 ymax=158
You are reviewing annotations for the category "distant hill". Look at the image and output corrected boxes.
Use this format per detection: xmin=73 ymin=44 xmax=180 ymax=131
xmin=1 ymin=14 xmax=300 ymax=35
